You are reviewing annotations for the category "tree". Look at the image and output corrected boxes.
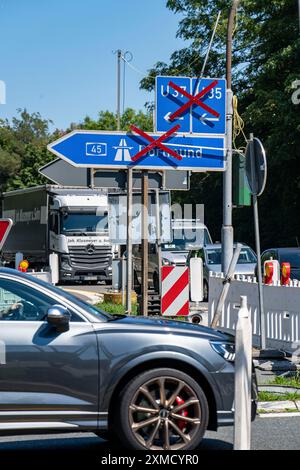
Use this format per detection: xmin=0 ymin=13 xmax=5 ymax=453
xmin=0 ymin=109 xmax=53 ymax=191
xmin=77 ymin=108 xmax=153 ymax=132
xmin=141 ymin=0 xmax=300 ymax=248
xmin=1 ymin=108 xmax=153 ymax=192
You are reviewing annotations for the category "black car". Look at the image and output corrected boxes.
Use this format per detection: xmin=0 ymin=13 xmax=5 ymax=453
xmin=0 ymin=268 xmax=256 ymax=450
xmin=261 ymin=247 xmax=300 ymax=281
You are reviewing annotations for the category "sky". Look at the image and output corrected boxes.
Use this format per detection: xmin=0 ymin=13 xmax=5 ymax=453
xmin=0 ymin=0 xmax=187 ymax=130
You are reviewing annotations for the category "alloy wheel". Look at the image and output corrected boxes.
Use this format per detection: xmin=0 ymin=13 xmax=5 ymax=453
xmin=128 ymin=376 xmax=201 ymax=450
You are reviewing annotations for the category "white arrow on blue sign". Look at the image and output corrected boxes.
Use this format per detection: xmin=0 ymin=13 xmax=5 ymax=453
xmin=47 ymin=130 xmax=226 ymax=172
xmin=155 ymin=76 xmax=226 ymax=135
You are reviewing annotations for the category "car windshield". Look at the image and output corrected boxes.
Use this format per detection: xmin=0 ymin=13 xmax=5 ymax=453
xmin=280 ymin=251 xmax=300 ymax=268
xmin=162 ymin=229 xmax=211 ymax=251
xmin=61 ymin=212 xmax=108 ymax=234
xmin=206 ymin=247 xmax=257 ymax=265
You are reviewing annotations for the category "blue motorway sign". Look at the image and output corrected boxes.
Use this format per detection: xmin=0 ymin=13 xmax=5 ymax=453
xmin=155 ymin=76 xmax=226 ymax=135
xmin=48 ymin=130 xmax=226 ymax=172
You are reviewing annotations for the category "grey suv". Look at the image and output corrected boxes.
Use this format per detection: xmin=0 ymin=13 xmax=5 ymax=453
xmin=0 ymin=268 xmax=256 ymax=450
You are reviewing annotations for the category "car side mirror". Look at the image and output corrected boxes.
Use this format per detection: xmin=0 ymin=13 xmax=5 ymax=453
xmin=47 ymin=305 xmax=71 ymax=331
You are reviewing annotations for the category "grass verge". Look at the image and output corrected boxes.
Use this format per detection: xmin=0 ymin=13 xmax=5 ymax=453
xmin=258 ymin=408 xmax=299 ymax=414
xmin=258 ymin=391 xmax=300 ymax=402
xmin=96 ymin=301 xmax=138 ymax=315
xmin=271 ymin=373 xmax=300 ymax=388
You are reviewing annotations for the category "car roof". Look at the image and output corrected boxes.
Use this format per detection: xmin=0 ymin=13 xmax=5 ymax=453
xmin=191 ymin=243 xmax=248 ymax=250
xmin=0 ymin=267 xmax=33 ymax=278
xmin=264 ymin=247 xmax=300 ymax=253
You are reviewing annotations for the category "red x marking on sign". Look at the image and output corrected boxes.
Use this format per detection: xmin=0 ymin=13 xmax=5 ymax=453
xmin=168 ymin=80 xmax=220 ymax=122
xmin=130 ymin=124 xmax=182 ymax=162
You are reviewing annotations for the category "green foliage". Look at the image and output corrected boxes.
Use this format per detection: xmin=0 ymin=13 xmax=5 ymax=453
xmin=258 ymin=391 xmax=300 ymax=402
xmin=272 ymin=374 xmax=300 ymax=388
xmin=77 ymin=108 xmax=153 ymax=132
xmin=141 ymin=0 xmax=300 ymax=248
xmin=96 ymin=301 xmax=138 ymax=316
xmin=0 ymin=109 xmax=53 ymax=191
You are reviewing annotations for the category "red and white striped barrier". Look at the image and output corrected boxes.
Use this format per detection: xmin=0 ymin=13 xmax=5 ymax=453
xmin=161 ymin=266 xmax=189 ymax=316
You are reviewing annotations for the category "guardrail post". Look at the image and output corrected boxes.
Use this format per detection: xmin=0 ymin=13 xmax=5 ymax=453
xmin=234 ymin=295 xmax=252 ymax=450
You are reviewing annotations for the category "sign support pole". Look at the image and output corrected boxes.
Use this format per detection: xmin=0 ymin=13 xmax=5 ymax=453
xmin=155 ymin=189 xmax=162 ymax=295
xmin=141 ymin=171 xmax=149 ymax=316
xmin=249 ymin=133 xmax=266 ymax=350
xmin=126 ymin=168 xmax=133 ymax=314
xmin=222 ymin=0 xmax=240 ymax=274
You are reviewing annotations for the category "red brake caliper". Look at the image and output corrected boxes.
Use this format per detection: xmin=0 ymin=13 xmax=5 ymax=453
xmin=175 ymin=396 xmax=188 ymax=430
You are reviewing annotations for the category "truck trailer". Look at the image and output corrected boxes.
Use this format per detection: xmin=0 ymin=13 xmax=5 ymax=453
xmin=1 ymin=185 xmax=114 ymax=283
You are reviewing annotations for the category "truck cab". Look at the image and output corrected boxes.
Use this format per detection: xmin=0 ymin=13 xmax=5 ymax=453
xmin=49 ymin=192 xmax=113 ymax=283
xmin=1 ymin=186 xmax=116 ymax=284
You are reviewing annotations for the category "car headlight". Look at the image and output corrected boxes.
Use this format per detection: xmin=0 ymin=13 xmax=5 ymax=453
xmin=162 ymin=258 xmax=175 ymax=266
xmin=210 ymin=341 xmax=235 ymax=362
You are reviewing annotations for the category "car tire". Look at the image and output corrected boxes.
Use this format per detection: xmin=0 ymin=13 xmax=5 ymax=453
xmin=115 ymin=368 xmax=209 ymax=451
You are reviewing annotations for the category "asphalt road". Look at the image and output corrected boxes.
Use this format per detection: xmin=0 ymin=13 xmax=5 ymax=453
xmin=0 ymin=416 xmax=298 ymax=463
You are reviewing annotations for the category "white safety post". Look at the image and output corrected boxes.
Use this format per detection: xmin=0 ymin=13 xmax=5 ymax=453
xmin=190 ymin=257 xmax=203 ymax=302
xmin=49 ymin=253 xmax=59 ymax=285
xmin=234 ymin=295 xmax=252 ymax=450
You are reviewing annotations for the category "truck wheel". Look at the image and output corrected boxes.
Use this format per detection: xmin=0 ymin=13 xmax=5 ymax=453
xmin=115 ymin=368 xmax=209 ymax=451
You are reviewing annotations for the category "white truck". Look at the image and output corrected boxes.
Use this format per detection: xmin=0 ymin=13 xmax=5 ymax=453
xmin=1 ymin=185 xmax=115 ymax=283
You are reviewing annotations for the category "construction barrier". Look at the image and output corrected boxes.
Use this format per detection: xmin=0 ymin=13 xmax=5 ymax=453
xmin=161 ymin=266 xmax=189 ymax=317
xmin=208 ymin=272 xmax=300 ymax=353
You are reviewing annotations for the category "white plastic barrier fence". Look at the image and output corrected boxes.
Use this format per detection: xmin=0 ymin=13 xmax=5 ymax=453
xmin=208 ymin=272 xmax=300 ymax=353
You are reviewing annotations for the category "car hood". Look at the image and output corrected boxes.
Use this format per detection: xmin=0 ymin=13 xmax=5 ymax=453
xmin=162 ymin=251 xmax=188 ymax=264
xmin=104 ymin=314 xmax=234 ymax=342
xmin=207 ymin=263 xmax=256 ymax=275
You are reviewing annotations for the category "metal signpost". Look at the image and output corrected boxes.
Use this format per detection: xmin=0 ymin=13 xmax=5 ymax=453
xmin=245 ymin=134 xmax=267 ymax=350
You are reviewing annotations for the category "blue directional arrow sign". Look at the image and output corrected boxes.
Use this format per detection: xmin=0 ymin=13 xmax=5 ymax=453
xmin=47 ymin=130 xmax=226 ymax=172
xmin=155 ymin=76 xmax=191 ymax=133
xmin=155 ymin=76 xmax=226 ymax=135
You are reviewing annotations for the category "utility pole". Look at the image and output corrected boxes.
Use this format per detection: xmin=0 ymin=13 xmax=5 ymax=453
xmin=118 ymin=50 xmax=133 ymax=313
xmin=116 ymin=49 xmax=122 ymax=131
xmin=115 ymin=49 xmax=133 ymax=313
xmin=221 ymin=0 xmax=240 ymax=274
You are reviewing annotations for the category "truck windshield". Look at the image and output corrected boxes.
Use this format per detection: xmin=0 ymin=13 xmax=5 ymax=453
xmin=162 ymin=229 xmax=211 ymax=251
xmin=61 ymin=213 xmax=108 ymax=234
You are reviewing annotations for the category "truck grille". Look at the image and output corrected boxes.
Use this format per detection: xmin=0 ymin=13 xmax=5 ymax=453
xmin=69 ymin=245 xmax=111 ymax=269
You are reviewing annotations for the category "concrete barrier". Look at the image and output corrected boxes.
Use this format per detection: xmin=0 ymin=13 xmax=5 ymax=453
xmin=208 ymin=272 xmax=300 ymax=353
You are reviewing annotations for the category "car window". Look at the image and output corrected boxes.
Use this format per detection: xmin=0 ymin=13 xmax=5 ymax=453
xmin=279 ymin=251 xmax=300 ymax=268
xmin=262 ymin=251 xmax=271 ymax=263
xmin=0 ymin=278 xmax=82 ymax=322
xmin=237 ymin=248 xmax=257 ymax=264
xmin=206 ymin=249 xmax=222 ymax=265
